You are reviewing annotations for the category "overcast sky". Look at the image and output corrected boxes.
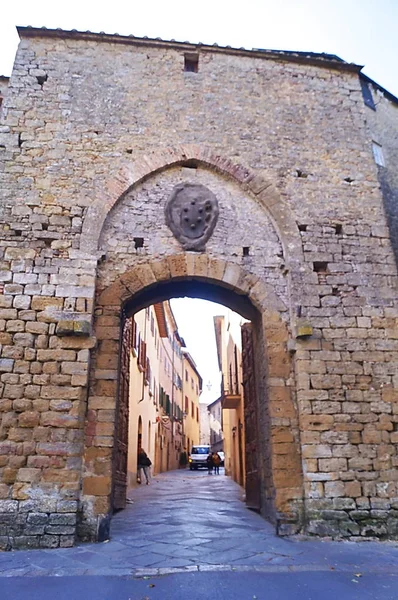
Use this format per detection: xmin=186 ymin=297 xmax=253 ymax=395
xmin=1 ymin=0 xmax=398 ymax=96
xmin=1 ymin=1 xmax=397 ymax=403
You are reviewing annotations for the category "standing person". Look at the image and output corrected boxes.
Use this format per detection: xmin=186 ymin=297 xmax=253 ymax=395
xmin=212 ymin=452 xmax=221 ymax=475
xmin=137 ymin=448 xmax=152 ymax=485
xmin=206 ymin=451 xmax=214 ymax=475
xmin=179 ymin=448 xmax=188 ymax=469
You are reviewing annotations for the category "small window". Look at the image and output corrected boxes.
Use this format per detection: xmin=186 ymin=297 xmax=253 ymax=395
xmin=372 ymin=142 xmax=385 ymax=167
xmin=360 ymin=78 xmax=376 ymax=111
xmin=184 ymin=53 xmax=199 ymax=73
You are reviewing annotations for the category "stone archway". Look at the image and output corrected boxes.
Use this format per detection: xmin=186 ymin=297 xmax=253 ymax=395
xmin=75 ymin=149 xmax=307 ymax=542
xmin=80 ymin=255 xmax=304 ymax=541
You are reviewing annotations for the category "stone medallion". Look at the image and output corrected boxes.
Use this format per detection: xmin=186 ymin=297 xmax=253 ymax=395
xmin=165 ymin=183 xmax=219 ymax=251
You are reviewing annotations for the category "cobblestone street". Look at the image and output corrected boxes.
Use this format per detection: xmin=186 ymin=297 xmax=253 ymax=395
xmin=1 ymin=468 xmax=398 ymax=579
xmin=2 ymin=470 xmax=398 ymax=598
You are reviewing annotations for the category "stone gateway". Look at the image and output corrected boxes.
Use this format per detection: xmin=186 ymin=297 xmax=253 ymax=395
xmin=0 ymin=26 xmax=398 ymax=549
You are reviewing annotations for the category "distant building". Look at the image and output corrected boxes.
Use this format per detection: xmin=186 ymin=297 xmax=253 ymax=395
xmin=207 ymin=397 xmax=223 ymax=453
xmin=182 ymin=350 xmax=202 ymax=453
xmin=126 ymin=301 xmax=201 ymax=488
xmin=214 ymin=314 xmax=245 ymax=486
xmin=199 ymin=404 xmax=211 ymax=445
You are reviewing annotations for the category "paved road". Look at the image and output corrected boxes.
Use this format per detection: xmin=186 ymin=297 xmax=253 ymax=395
xmin=1 ymin=468 xmax=398 ymax=598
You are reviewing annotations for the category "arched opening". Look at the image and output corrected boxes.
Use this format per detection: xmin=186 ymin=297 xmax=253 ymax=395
xmin=81 ymin=269 xmax=304 ymax=542
xmin=80 ymin=154 xmax=305 ymax=543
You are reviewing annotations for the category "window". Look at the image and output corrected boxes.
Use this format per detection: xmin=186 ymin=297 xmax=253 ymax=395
xmin=132 ymin=319 xmax=139 ymax=356
xmin=191 ymin=377 xmax=194 ymax=390
xmin=145 ymin=357 xmax=152 ymax=392
xmin=138 ymin=338 xmax=147 ymax=371
xmin=191 ymin=401 xmax=195 ymax=418
xmin=360 ymin=78 xmax=376 ymax=111
xmin=185 ymin=369 xmax=188 ymax=382
xmin=372 ymin=142 xmax=385 ymax=167
xmin=150 ymin=314 xmax=155 ymax=335
xmin=185 ymin=395 xmax=189 ymax=413
xmin=184 ymin=53 xmax=199 ymax=73
xmin=196 ymin=407 xmax=199 ymax=422
xmin=196 ymin=384 xmax=199 ymax=396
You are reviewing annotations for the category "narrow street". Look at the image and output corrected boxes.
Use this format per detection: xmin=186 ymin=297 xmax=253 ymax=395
xmin=2 ymin=469 xmax=398 ymax=599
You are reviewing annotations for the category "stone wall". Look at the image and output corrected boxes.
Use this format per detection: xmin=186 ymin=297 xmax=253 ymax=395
xmin=364 ymin=79 xmax=398 ymax=265
xmin=0 ymin=28 xmax=397 ymax=547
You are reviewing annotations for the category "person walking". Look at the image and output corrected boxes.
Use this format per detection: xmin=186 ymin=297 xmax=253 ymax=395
xmin=206 ymin=451 xmax=214 ymax=475
xmin=179 ymin=448 xmax=188 ymax=469
xmin=137 ymin=448 xmax=152 ymax=485
xmin=212 ymin=451 xmax=221 ymax=475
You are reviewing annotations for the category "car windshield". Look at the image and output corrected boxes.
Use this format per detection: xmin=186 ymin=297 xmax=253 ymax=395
xmin=191 ymin=447 xmax=209 ymax=454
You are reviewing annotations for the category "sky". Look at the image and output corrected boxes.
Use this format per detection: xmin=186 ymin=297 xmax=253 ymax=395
xmin=1 ymin=1 xmax=397 ymax=403
xmin=171 ymin=299 xmax=244 ymax=405
xmin=1 ymin=0 xmax=398 ymax=96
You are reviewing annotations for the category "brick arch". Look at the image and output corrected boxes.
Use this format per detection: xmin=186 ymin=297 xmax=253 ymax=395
xmin=80 ymin=145 xmax=303 ymax=273
xmin=81 ymin=254 xmax=304 ymax=541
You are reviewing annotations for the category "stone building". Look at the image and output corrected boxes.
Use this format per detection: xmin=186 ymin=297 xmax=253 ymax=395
xmin=0 ymin=25 xmax=398 ymax=549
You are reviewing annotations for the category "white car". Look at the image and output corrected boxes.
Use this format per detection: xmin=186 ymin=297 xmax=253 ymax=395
xmin=189 ymin=445 xmax=210 ymax=470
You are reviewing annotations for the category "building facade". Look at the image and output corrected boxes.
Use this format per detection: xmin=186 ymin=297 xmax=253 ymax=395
xmin=207 ymin=397 xmax=223 ymax=453
xmin=182 ymin=350 xmax=201 ymax=453
xmin=214 ymin=313 xmax=245 ymax=486
xmin=0 ymin=26 xmax=398 ymax=547
xmin=125 ymin=302 xmax=201 ymax=488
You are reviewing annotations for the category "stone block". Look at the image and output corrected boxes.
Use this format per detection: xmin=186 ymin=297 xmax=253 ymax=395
xmin=83 ymin=476 xmax=111 ymax=496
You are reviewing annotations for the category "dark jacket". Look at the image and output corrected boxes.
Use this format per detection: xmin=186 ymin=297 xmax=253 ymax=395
xmin=138 ymin=451 xmax=152 ymax=468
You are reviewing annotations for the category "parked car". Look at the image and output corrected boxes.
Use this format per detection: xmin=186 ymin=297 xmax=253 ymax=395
xmin=189 ymin=445 xmax=211 ymax=470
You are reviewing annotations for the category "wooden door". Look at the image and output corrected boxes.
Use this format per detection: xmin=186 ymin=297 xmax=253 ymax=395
xmin=112 ymin=316 xmax=131 ymax=511
xmin=241 ymin=322 xmax=261 ymax=511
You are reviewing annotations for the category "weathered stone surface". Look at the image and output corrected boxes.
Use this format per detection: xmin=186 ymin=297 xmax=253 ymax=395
xmin=0 ymin=28 xmax=397 ymax=549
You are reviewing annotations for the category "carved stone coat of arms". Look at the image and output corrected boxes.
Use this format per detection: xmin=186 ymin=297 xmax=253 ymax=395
xmin=165 ymin=183 xmax=219 ymax=251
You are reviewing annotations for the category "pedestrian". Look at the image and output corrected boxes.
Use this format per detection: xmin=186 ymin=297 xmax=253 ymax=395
xmin=137 ymin=448 xmax=152 ymax=485
xmin=206 ymin=451 xmax=214 ymax=475
xmin=212 ymin=452 xmax=221 ymax=475
xmin=179 ymin=448 xmax=188 ymax=469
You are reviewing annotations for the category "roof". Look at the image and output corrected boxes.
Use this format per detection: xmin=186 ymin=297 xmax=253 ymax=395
xmin=182 ymin=349 xmax=203 ymax=389
xmin=16 ymin=26 xmax=362 ymax=73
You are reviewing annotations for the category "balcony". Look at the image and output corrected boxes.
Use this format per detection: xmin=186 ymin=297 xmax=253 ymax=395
xmin=222 ymin=391 xmax=241 ymax=409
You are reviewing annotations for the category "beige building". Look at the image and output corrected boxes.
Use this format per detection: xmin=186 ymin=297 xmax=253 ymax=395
xmin=182 ymin=351 xmax=202 ymax=453
xmin=127 ymin=306 xmax=160 ymax=487
xmin=214 ymin=314 xmax=245 ymax=487
xmin=125 ymin=301 xmax=201 ymax=487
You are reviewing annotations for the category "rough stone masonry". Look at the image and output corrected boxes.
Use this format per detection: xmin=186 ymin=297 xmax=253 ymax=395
xmin=0 ymin=26 xmax=398 ymax=549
